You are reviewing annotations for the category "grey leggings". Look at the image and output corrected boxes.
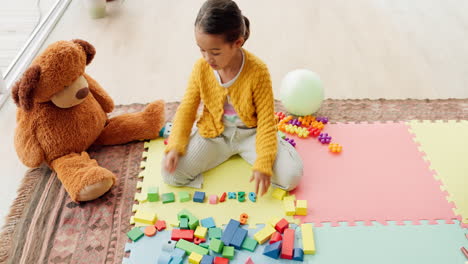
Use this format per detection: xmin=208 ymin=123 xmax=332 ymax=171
xmin=161 ymin=125 xmax=303 ymax=191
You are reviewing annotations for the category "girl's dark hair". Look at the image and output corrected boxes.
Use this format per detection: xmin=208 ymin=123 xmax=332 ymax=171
xmin=195 ymin=0 xmax=250 ymax=45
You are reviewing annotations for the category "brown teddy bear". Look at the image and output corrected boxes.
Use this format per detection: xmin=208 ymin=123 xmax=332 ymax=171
xmin=11 ymin=39 xmax=165 ymax=202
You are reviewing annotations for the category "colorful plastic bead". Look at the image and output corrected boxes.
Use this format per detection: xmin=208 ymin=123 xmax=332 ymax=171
xmin=329 ymin=143 xmax=343 ymax=153
xmin=318 ymin=133 xmax=332 ymax=144
xmin=316 ymin=117 xmax=329 ymax=124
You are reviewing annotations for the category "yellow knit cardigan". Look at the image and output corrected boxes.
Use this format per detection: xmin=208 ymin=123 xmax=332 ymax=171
xmin=166 ymin=49 xmax=277 ymax=176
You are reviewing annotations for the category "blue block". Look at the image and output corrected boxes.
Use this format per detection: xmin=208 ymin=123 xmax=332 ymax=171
xmin=169 ymin=256 xmax=183 ymax=264
xmin=263 ymin=241 xmax=282 ymax=259
xmin=193 ymin=191 xmax=206 ymax=203
xmin=221 ymin=219 xmax=240 ymax=246
xmin=201 ymin=217 xmax=216 ymax=228
xmin=200 ymin=254 xmax=214 ymax=264
xmin=171 ymin=248 xmax=186 ymax=259
xmin=249 ymin=192 xmax=256 ymax=202
xmin=230 ymin=227 xmax=248 ymax=249
xmin=157 ymin=254 xmax=172 ymax=264
xmin=293 ymin=248 xmax=304 ymax=261
xmin=228 ymin=192 xmax=236 ymax=199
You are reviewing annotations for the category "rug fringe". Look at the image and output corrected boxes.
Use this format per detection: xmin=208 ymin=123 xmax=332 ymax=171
xmin=0 ymin=166 xmax=47 ymax=264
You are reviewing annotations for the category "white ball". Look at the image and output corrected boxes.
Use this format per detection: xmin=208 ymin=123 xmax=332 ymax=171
xmin=280 ymin=69 xmax=324 ymax=116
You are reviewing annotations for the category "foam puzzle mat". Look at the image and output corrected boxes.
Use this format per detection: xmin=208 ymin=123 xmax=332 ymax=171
xmin=125 ymin=121 xmax=468 ymax=263
xmin=123 ymin=221 xmax=468 ymax=264
xmin=408 ymin=120 xmax=468 ymax=225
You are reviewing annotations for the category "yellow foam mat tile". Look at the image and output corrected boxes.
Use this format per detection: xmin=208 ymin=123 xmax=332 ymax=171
xmin=407 ymin=120 xmax=468 ymax=224
xmin=134 ymin=138 xmax=294 ymax=228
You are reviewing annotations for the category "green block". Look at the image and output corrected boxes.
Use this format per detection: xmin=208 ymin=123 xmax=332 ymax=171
xmin=127 ymin=227 xmax=144 ymax=241
xmin=147 ymin=186 xmax=159 ymax=202
xmin=238 ymin=191 xmax=246 ymax=202
xmin=178 ymin=209 xmax=199 ymax=230
xmin=179 ymin=217 xmax=189 ymax=229
xmin=179 ymin=191 xmax=190 ymax=202
xmin=241 ymin=237 xmax=258 ymax=252
xmin=209 ymin=238 xmax=224 ymax=253
xmin=199 ymin=242 xmax=210 ymax=249
xmin=208 ymin=227 xmax=222 ymax=239
xmin=162 ymin=192 xmax=175 ymax=204
xmin=176 ymin=239 xmax=209 ymax=255
xmin=222 ymin=246 xmax=235 ymax=260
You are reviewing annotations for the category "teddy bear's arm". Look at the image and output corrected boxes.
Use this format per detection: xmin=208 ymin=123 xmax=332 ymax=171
xmin=84 ymin=74 xmax=115 ymax=113
xmin=14 ymin=118 xmax=45 ymax=167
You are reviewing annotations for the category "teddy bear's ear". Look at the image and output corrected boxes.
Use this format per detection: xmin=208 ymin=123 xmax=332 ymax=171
xmin=72 ymin=39 xmax=96 ymax=65
xmin=11 ymin=65 xmax=41 ymax=111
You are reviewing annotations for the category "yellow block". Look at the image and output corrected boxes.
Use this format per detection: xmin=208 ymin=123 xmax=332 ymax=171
xmin=188 ymin=252 xmax=203 ymax=264
xmin=284 ymin=200 xmax=296 ymax=216
xmin=194 ymin=226 xmax=208 ymax=239
xmin=254 ymin=225 xmax=276 ymax=244
xmin=267 ymin=216 xmax=282 ymax=228
xmin=283 ymin=195 xmax=296 ymax=201
xmin=271 ymin=188 xmax=287 ymax=200
xmin=296 ymin=200 xmax=308 ymax=216
xmin=301 ymin=223 xmax=316 ymax=254
xmin=134 ymin=210 xmax=157 ymax=225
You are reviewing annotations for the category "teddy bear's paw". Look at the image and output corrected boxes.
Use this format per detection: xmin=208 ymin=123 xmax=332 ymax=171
xmin=77 ymin=173 xmax=115 ymax=202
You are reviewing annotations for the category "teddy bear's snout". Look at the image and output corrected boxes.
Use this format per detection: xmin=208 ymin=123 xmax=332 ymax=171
xmin=76 ymin=87 xmax=89 ymax=99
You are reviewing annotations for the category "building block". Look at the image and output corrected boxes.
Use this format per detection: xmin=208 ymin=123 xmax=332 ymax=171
xmin=253 ymin=225 xmax=276 ymax=244
xmin=163 ymin=240 xmax=176 ymax=252
xmin=248 ymin=192 xmax=256 ymax=202
xmin=263 ymin=241 xmax=282 ymax=259
xmin=209 ymin=227 xmax=222 ymax=239
xmin=219 ymin=192 xmax=227 ymax=202
xmin=284 ymin=199 xmax=296 ymax=216
xmin=201 ymin=217 xmax=216 ymax=228
xmin=169 ymin=256 xmax=183 ymax=264
xmin=268 ymin=217 xmax=282 ymax=228
xmin=179 ymin=191 xmax=191 ymax=202
xmin=231 ymin=227 xmax=248 ymax=249
xmin=127 ymin=227 xmax=144 ymax=241
xmin=178 ymin=209 xmax=199 ymax=230
xmin=134 ymin=210 xmax=157 ymax=225
xmin=222 ymin=246 xmax=235 ymax=260
xmin=171 ymin=229 xmax=194 ymax=241
xmin=209 ymin=195 xmax=218 ymax=204
xmin=280 ymin=228 xmax=295 ymax=259
xmin=221 ymin=219 xmax=240 ymax=246
xmin=271 ymin=188 xmax=287 ymax=200
xmin=301 ymin=223 xmax=316 ymax=254
xmin=283 ymin=195 xmax=296 ymax=201
xmin=295 ymin=200 xmax=308 ymax=215
xmin=239 ymin=213 xmax=249 ymax=225
xmin=162 ymin=192 xmax=175 ymax=204
xmin=193 ymin=191 xmax=206 ymax=203
xmin=214 ymin=257 xmax=229 ymax=264
xmin=194 ymin=237 xmax=206 ymax=245
xmin=189 ymin=252 xmax=203 ymax=264
xmin=201 ymin=255 xmax=214 ymax=264
xmin=199 ymin=242 xmax=210 ymax=249
xmin=228 ymin=192 xmax=236 ymax=199
xmin=209 ymin=238 xmax=224 ymax=253
xmin=147 ymin=186 xmax=159 ymax=202
xmin=158 ymin=254 xmax=172 ymax=264
xmin=241 ymin=237 xmax=258 ymax=252
xmin=171 ymin=248 xmax=186 ymax=259
xmin=293 ymin=248 xmax=304 ymax=261
xmin=144 ymin=225 xmax=157 ymax=237
xmin=270 ymin=232 xmax=282 ymax=244
xmin=176 ymin=239 xmax=209 ymax=255
xmin=244 ymin=257 xmax=255 ymax=264
xmin=180 ymin=218 xmax=189 ymax=229
xmin=275 ymin=218 xmax=289 ymax=234
xmin=238 ymin=192 xmax=245 ymax=202
xmin=155 ymin=220 xmax=167 ymax=231
xmin=195 ymin=226 xmax=208 ymax=239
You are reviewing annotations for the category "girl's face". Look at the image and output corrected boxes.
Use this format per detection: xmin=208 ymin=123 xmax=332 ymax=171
xmin=195 ymin=27 xmax=243 ymax=70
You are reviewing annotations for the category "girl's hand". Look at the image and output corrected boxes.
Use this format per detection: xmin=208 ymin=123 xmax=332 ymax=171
xmin=165 ymin=150 xmax=180 ymax=173
xmin=250 ymin=170 xmax=271 ymax=196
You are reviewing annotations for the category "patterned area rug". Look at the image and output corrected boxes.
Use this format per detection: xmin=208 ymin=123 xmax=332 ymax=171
xmin=1 ymin=99 xmax=467 ymax=264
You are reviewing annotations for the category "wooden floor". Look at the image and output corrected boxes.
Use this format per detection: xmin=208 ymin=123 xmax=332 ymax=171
xmin=1 ymin=0 xmax=468 ymax=226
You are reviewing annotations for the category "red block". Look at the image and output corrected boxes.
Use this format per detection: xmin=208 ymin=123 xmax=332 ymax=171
xmin=220 ymin=192 xmax=227 ymax=203
xmin=171 ymin=229 xmax=194 ymax=241
xmin=280 ymin=228 xmax=295 ymax=259
xmin=194 ymin=237 xmax=206 ymax=245
xmin=214 ymin=256 xmax=229 ymax=264
xmin=270 ymin=232 xmax=282 ymax=244
xmin=155 ymin=220 xmax=166 ymax=231
xmin=275 ymin=218 xmax=289 ymax=234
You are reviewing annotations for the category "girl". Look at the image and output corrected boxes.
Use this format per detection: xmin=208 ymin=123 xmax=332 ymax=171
xmin=163 ymin=0 xmax=303 ymax=196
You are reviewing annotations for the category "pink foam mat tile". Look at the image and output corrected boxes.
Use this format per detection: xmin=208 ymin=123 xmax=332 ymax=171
xmin=291 ymin=122 xmax=458 ymax=226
